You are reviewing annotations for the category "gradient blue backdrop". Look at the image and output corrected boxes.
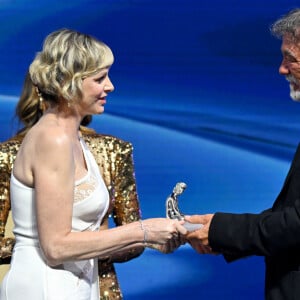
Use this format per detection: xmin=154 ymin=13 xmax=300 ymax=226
xmin=1 ymin=1 xmax=300 ymax=299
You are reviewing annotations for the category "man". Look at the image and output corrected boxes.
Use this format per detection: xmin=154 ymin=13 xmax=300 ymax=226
xmin=186 ymin=8 xmax=300 ymax=300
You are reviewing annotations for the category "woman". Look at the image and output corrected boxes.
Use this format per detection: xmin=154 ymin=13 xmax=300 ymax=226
xmin=0 ymin=29 xmax=186 ymax=300
xmin=0 ymin=73 xmax=144 ymax=299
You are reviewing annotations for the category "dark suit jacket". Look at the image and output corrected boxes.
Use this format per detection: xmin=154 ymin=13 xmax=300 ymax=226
xmin=209 ymin=144 xmax=300 ymax=300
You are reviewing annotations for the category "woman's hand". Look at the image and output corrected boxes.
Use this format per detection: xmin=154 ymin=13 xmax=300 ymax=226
xmin=147 ymin=233 xmax=186 ymax=254
xmin=141 ymin=218 xmax=187 ymax=253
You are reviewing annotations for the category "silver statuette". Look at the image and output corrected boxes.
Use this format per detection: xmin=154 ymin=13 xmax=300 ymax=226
xmin=166 ymin=182 xmax=203 ymax=231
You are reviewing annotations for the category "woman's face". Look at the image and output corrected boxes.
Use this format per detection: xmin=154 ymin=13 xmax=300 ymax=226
xmin=79 ymin=67 xmax=114 ymax=115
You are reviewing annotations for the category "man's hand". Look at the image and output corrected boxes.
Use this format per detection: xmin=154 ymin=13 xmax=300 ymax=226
xmin=185 ymin=214 xmax=217 ymax=254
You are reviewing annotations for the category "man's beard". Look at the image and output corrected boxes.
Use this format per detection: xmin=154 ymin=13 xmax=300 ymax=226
xmin=286 ymin=75 xmax=300 ymax=101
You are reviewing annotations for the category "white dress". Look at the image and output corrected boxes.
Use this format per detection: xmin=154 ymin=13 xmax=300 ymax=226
xmin=0 ymin=139 xmax=109 ymax=300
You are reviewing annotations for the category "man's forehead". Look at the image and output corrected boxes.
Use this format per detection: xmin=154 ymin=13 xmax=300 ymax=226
xmin=282 ymin=35 xmax=300 ymax=52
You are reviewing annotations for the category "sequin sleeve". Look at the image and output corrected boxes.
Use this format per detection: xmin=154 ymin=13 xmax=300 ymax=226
xmin=83 ymin=133 xmax=144 ymax=300
xmin=109 ymin=137 xmax=144 ymax=262
xmin=111 ymin=139 xmax=141 ymax=224
xmin=0 ymin=138 xmax=21 ymax=264
xmin=84 ymin=133 xmax=144 ymax=259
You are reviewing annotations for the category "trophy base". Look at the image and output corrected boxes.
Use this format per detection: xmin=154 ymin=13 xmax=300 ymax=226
xmin=183 ymin=221 xmax=203 ymax=232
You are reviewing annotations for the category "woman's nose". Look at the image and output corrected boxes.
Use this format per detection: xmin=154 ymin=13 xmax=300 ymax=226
xmin=105 ymin=77 xmax=114 ymax=92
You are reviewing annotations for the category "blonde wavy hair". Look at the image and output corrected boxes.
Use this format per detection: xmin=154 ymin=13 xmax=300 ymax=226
xmin=15 ymin=71 xmax=94 ymax=137
xmin=29 ymin=28 xmax=114 ymax=105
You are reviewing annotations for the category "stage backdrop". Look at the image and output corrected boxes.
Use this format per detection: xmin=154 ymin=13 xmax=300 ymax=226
xmin=1 ymin=1 xmax=300 ymax=299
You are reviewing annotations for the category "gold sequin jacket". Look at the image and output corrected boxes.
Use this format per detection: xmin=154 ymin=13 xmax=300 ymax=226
xmin=0 ymin=130 xmax=144 ymax=300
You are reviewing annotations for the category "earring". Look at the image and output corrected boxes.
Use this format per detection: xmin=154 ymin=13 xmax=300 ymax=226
xmin=39 ymin=95 xmax=44 ymax=110
xmin=35 ymin=86 xmax=45 ymax=111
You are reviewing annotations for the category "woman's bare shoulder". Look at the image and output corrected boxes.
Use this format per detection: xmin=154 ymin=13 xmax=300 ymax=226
xmin=26 ymin=121 xmax=70 ymax=149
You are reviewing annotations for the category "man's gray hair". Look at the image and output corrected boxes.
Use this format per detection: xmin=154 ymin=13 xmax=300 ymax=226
xmin=271 ymin=8 xmax=300 ymax=40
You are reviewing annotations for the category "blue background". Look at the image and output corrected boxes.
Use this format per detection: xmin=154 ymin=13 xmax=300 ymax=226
xmin=1 ymin=1 xmax=300 ymax=299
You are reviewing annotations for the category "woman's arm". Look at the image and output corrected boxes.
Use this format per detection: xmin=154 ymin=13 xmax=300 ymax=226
xmin=25 ymin=131 xmax=185 ymax=266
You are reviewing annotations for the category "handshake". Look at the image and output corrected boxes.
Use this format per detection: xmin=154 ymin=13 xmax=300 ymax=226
xmin=137 ymin=182 xmax=218 ymax=256
xmin=144 ymin=214 xmax=215 ymax=255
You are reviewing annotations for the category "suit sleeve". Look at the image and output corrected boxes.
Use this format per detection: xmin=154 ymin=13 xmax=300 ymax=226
xmin=209 ymin=202 xmax=300 ymax=261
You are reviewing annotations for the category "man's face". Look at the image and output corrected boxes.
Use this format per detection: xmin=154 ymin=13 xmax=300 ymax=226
xmin=279 ymin=34 xmax=300 ymax=101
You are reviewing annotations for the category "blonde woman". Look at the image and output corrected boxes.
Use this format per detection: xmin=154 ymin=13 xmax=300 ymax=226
xmin=0 ymin=29 xmax=186 ymax=300
xmin=0 ymin=72 xmax=144 ymax=300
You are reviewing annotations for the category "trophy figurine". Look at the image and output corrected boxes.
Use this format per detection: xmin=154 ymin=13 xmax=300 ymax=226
xmin=166 ymin=182 xmax=203 ymax=231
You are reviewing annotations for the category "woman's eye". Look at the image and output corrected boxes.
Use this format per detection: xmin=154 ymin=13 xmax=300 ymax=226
xmin=96 ymin=73 xmax=108 ymax=83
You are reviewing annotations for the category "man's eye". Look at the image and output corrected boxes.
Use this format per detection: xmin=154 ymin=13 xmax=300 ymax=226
xmin=284 ymin=55 xmax=299 ymax=64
